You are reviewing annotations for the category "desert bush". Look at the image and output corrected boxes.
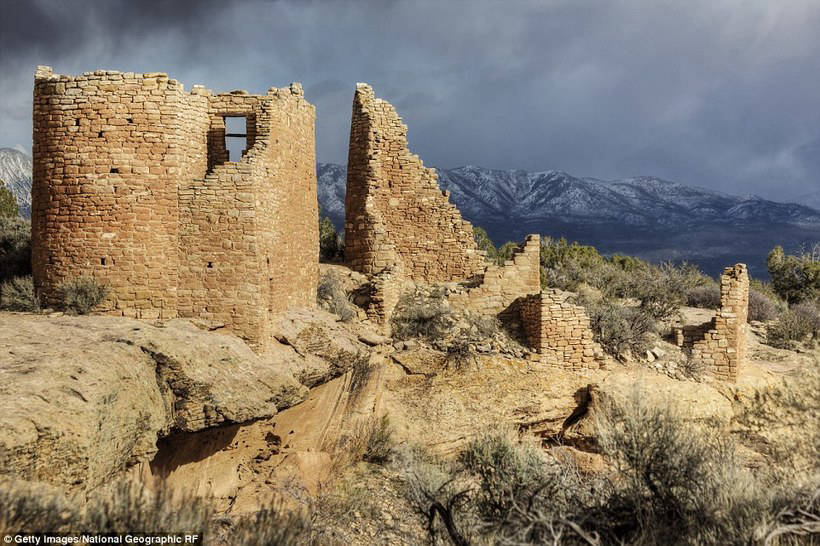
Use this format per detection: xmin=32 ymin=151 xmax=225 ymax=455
xmin=748 ymin=286 xmax=785 ymax=322
xmin=0 ymin=185 xmax=18 ymax=218
xmin=359 ymin=414 xmax=395 ymax=465
xmin=631 ymin=262 xmax=710 ymax=321
xmin=678 ymin=352 xmax=709 ymax=381
xmin=686 ymin=284 xmax=721 ymax=309
xmin=767 ymin=304 xmax=819 ymax=350
xmin=594 ymin=394 xmax=775 ymax=544
xmin=84 ymin=480 xmax=211 ymax=534
xmin=0 ymin=479 xmax=77 ymax=534
xmin=58 ymin=276 xmax=109 ymax=315
xmin=0 ymin=216 xmax=31 ymax=281
xmin=1 ymin=478 xmax=313 ymax=544
xmin=316 ymin=270 xmax=356 ymax=321
xmin=473 ymin=226 xmax=496 ymax=260
xmin=390 ymin=291 xmax=454 ymax=342
xmin=793 ymin=301 xmax=820 ymax=338
xmin=540 ymin=236 xmax=615 ymax=293
xmin=0 ymin=275 xmax=39 ymax=312
xmin=586 ymin=300 xmax=655 ymax=359
xmin=492 ymin=241 xmax=520 ymax=266
xmin=319 ymin=216 xmax=342 ymax=262
xmin=401 ymin=394 xmax=819 ymax=546
xmin=230 ymin=505 xmax=313 ymax=546
xmin=768 ymin=245 xmax=820 ymax=304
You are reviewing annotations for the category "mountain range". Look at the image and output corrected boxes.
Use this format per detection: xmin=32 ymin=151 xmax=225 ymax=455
xmin=0 ymin=148 xmax=32 ymax=217
xmin=2 ymin=147 xmax=817 ymax=278
xmin=318 ymin=163 xmax=820 ymax=277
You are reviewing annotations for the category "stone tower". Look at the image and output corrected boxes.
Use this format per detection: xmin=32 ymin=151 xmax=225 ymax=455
xmin=31 ymin=66 xmax=318 ymax=348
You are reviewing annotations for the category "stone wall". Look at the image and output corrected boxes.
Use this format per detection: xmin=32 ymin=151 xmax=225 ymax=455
xmin=448 ymin=234 xmax=541 ymax=316
xmin=364 ymin=264 xmax=405 ymax=332
xmin=344 ymin=83 xmax=485 ymax=283
xmin=32 ymin=66 xmax=317 ymax=349
xmin=675 ymin=264 xmax=749 ymax=381
xmin=520 ymin=290 xmax=606 ymax=370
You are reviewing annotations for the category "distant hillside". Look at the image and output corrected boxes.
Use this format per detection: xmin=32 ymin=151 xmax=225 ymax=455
xmin=318 ymin=163 xmax=820 ymax=277
xmin=794 ymin=190 xmax=820 ymax=211
xmin=0 ymin=148 xmax=31 ymax=217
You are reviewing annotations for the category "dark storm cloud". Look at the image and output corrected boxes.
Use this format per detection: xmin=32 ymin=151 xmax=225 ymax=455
xmin=1 ymin=0 xmax=819 ymax=200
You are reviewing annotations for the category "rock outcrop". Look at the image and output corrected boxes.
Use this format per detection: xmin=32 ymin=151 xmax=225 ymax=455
xmin=0 ymin=314 xmax=308 ymax=494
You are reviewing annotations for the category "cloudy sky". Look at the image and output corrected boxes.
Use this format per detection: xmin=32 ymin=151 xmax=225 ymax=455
xmin=2 ymin=0 xmax=819 ymax=201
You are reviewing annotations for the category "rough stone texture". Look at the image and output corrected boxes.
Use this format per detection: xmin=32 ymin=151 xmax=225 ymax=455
xmin=448 ymin=234 xmax=542 ymax=316
xmin=520 ymin=290 xmax=606 ymax=370
xmin=31 ymin=66 xmax=318 ymax=349
xmin=364 ymin=263 xmax=407 ymax=330
xmin=0 ymin=313 xmax=308 ymax=494
xmin=270 ymin=308 xmax=376 ymax=388
xmin=344 ymin=83 xmax=485 ymax=282
xmin=675 ymin=264 xmax=749 ymax=382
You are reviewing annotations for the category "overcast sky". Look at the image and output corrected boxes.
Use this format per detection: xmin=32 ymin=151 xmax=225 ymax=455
xmin=2 ymin=0 xmax=819 ymax=200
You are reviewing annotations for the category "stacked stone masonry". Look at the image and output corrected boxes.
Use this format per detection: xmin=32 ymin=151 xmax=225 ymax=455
xmin=31 ymin=66 xmax=318 ymax=349
xmin=344 ymin=83 xmax=485 ymax=283
xmin=364 ymin=264 xmax=405 ymax=332
xmin=448 ymin=235 xmax=542 ymax=316
xmin=675 ymin=264 xmax=749 ymax=381
xmin=520 ymin=290 xmax=606 ymax=370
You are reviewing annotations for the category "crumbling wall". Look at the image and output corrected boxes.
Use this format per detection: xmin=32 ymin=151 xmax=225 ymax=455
xmin=364 ymin=264 xmax=405 ymax=331
xmin=344 ymin=83 xmax=485 ymax=283
xmin=448 ymin=235 xmax=541 ymax=316
xmin=675 ymin=264 xmax=749 ymax=381
xmin=520 ymin=290 xmax=606 ymax=370
xmin=32 ymin=66 xmax=317 ymax=349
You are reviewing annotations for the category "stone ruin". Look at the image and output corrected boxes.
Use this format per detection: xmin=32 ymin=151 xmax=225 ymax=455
xmin=29 ymin=67 xmax=749 ymax=381
xmin=344 ymin=83 xmax=607 ymax=370
xmin=345 ymin=83 xmax=486 ymax=282
xmin=31 ymin=66 xmax=318 ymax=349
xmin=674 ymin=264 xmax=749 ymax=381
xmin=344 ymin=83 xmax=748 ymax=380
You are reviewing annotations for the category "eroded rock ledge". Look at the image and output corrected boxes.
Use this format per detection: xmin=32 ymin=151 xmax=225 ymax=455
xmin=0 ymin=314 xmax=311 ymax=493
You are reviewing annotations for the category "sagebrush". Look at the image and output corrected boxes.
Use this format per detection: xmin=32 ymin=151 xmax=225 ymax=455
xmin=400 ymin=394 xmax=819 ymax=545
xmin=58 ymin=276 xmax=109 ymax=315
xmin=0 ymin=275 xmax=39 ymax=312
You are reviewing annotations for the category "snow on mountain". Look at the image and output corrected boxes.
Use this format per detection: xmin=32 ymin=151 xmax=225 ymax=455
xmin=317 ymin=163 xmax=348 ymax=227
xmin=0 ymin=148 xmax=32 ymax=217
xmin=317 ymin=162 xmax=820 ymax=228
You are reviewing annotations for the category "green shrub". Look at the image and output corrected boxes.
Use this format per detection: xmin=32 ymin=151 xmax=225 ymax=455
xmin=767 ymin=245 xmax=820 ymax=304
xmin=0 ymin=216 xmax=31 ymax=281
xmin=0 ymin=276 xmax=39 ymax=312
xmin=493 ymin=241 xmax=519 ymax=266
xmin=631 ymin=262 xmax=710 ymax=321
xmin=319 ymin=216 xmax=342 ymax=262
xmin=0 ymin=185 xmax=18 ymax=218
xmin=58 ymin=276 xmax=109 ymax=315
xmin=473 ymin=226 xmax=496 ymax=259
xmin=316 ymin=270 xmax=356 ymax=321
xmin=586 ymin=300 xmax=655 ymax=359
